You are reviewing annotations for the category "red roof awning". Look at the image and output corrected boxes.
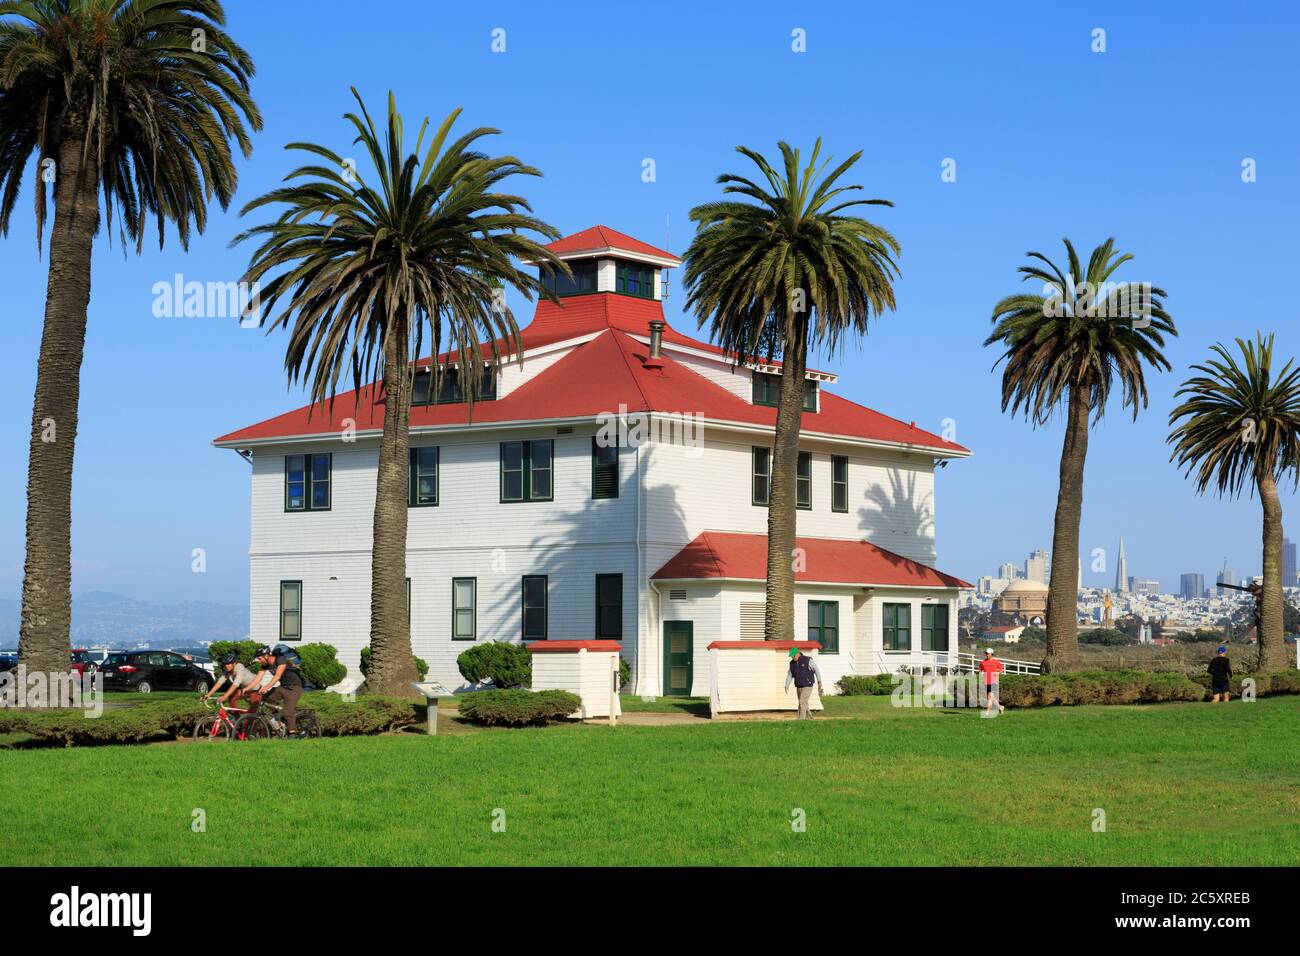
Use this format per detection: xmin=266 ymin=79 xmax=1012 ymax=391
xmin=652 ymin=531 xmax=971 ymax=589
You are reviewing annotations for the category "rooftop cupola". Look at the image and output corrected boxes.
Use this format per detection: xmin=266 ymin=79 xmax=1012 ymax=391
xmin=528 ymin=225 xmax=682 ymax=302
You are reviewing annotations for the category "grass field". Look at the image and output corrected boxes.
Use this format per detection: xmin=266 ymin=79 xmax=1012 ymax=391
xmin=3 ymin=695 xmax=1297 ymax=866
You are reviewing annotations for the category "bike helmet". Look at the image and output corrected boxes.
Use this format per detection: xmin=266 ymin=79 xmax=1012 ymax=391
xmin=254 ymin=645 xmax=272 ymax=657
xmin=219 ymin=652 xmax=239 ymax=665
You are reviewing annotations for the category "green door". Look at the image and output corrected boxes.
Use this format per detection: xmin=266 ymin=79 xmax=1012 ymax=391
xmin=663 ymin=621 xmax=694 ymax=696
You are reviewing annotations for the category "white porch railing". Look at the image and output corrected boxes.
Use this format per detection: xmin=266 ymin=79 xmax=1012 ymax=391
xmin=867 ymin=650 xmax=1041 ymax=676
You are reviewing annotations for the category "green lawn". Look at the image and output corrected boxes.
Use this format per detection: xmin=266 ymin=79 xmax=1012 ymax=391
xmin=2 ymin=696 xmax=1297 ymax=866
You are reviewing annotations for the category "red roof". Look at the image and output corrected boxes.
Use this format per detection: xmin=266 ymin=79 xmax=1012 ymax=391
xmin=213 ymin=227 xmax=968 ymax=456
xmin=652 ymin=531 xmax=972 ymax=589
xmin=545 ymin=224 xmax=680 ymax=264
xmin=526 ymin=640 xmax=622 ymax=653
xmin=215 ymin=321 xmax=966 ymax=454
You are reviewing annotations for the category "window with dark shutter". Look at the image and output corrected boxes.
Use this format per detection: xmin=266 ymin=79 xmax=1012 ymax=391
xmin=752 ymin=447 xmax=771 ymax=506
xmin=832 ymin=455 xmax=848 ymax=513
xmin=522 ymin=575 xmax=548 ymax=639
xmin=796 ymin=451 xmax=812 ymax=510
xmin=592 ymin=438 xmax=619 ymax=499
xmin=596 ymin=574 xmax=623 ymax=638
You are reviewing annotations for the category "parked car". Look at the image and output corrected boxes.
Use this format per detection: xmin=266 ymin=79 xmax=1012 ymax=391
xmin=97 ymin=650 xmax=213 ymax=694
xmin=70 ymin=648 xmax=95 ymax=678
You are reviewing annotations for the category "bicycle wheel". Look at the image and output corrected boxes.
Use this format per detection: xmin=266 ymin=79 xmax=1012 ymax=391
xmin=193 ymin=715 xmax=232 ymax=742
xmin=293 ymin=712 xmax=321 ymax=739
xmin=236 ymin=713 xmax=273 ymax=740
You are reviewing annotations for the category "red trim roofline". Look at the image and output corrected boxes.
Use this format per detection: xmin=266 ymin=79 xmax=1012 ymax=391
xmin=707 ymin=640 xmax=822 ymax=651
xmin=526 ymin=640 xmax=623 ymax=653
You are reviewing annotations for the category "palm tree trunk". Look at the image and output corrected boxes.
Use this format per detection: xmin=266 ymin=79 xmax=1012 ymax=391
xmin=1256 ymin=468 xmax=1287 ymax=670
xmin=365 ymin=323 xmax=420 ymax=697
xmin=764 ymin=318 xmax=809 ymax=642
xmin=1041 ymin=385 xmax=1089 ymax=673
xmin=18 ymin=131 xmax=100 ymax=681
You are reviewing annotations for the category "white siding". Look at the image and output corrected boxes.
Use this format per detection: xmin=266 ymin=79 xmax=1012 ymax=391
xmin=250 ymin=427 xmax=640 ymax=689
xmin=643 ymin=431 xmax=937 ymax=565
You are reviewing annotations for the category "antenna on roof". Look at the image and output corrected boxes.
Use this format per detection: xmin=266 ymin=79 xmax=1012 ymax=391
xmin=662 ymin=213 xmax=671 ymax=302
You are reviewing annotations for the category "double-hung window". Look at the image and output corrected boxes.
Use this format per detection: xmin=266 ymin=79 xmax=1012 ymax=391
xmin=921 ymin=604 xmax=950 ymax=652
xmin=285 ymin=454 xmax=331 ymax=511
xmin=883 ymin=603 xmax=912 ymax=651
xmin=808 ymin=600 xmax=839 ymax=653
xmin=500 ymin=440 xmax=554 ymax=502
xmin=408 ymin=447 xmax=439 ymax=506
xmin=279 ymin=581 xmax=302 ymax=641
xmin=452 ymin=578 xmax=476 ymax=641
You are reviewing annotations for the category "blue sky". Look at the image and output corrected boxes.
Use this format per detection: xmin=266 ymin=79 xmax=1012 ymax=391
xmin=2 ymin=0 xmax=1298 ymax=605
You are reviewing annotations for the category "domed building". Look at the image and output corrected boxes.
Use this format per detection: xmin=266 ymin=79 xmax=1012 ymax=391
xmin=994 ymin=579 xmax=1049 ymax=626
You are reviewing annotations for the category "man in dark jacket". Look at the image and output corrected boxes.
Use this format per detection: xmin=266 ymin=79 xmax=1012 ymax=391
xmin=1207 ymin=646 xmax=1233 ymax=703
xmin=784 ymin=646 xmax=824 ymax=719
xmin=256 ymin=645 xmax=305 ymax=733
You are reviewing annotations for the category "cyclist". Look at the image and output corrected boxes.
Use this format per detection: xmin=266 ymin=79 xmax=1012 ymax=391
xmin=255 ymin=644 xmax=304 ymax=735
xmin=205 ymin=652 xmax=263 ymax=706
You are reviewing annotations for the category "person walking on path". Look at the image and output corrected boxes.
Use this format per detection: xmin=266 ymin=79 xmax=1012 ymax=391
xmin=785 ymin=646 xmax=825 ymax=719
xmin=1207 ymin=645 xmax=1233 ymax=703
xmin=979 ymin=647 xmax=1005 ymax=717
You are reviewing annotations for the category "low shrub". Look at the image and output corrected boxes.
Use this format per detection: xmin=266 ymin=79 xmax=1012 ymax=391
xmin=618 ymin=657 xmax=631 ymax=690
xmin=208 ymin=640 xmax=261 ymax=668
xmin=359 ymin=646 xmax=429 ymax=682
xmin=0 ymin=692 xmax=417 ymax=746
xmin=1189 ymin=668 xmax=1300 ymax=697
xmin=297 ymin=643 xmax=347 ymax=689
xmin=995 ymin=669 xmax=1300 ymax=708
xmin=837 ymin=674 xmax=896 ymax=696
xmin=456 ymin=689 xmax=581 ymax=727
xmin=456 ymin=641 xmax=531 ymax=689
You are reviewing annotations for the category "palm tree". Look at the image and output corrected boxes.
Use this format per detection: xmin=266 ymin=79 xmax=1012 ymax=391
xmin=0 ymin=0 xmax=259 ymax=678
xmin=683 ymin=140 xmax=899 ymax=642
xmin=1168 ymin=334 xmax=1300 ymax=671
xmin=985 ymin=239 xmax=1175 ymax=672
xmin=234 ymin=89 xmax=563 ymax=697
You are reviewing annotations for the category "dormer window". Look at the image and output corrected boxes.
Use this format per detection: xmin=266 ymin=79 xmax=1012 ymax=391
xmin=412 ymin=366 xmax=496 ymax=405
xmin=615 ymin=260 xmax=654 ymax=299
xmin=540 ymin=259 xmax=597 ymax=297
xmin=752 ymin=371 xmax=817 ymax=411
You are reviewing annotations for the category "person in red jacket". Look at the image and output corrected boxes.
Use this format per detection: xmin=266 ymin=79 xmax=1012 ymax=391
xmin=979 ymin=647 xmax=1005 ymax=717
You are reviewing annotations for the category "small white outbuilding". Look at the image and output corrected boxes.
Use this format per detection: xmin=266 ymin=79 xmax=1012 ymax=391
xmin=527 ymin=640 xmax=623 ymax=720
xmin=708 ymin=640 xmax=824 ymax=717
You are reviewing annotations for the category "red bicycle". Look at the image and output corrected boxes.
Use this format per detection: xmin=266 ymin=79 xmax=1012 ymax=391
xmin=193 ymin=698 xmax=257 ymax=741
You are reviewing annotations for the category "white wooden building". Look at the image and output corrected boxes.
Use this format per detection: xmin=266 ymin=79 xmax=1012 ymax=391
xmin=214 ymin=225 xmax=972 ymax=697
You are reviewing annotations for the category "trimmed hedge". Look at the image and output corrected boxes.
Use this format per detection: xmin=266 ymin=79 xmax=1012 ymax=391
xmin=457 ymin=641 xmax=531 ymax=689
xmin=0 ymin=692 xmax=417 ymax=747
xmin=999 ymin=669 xmax=1300 ymax=708
xmin=456 ymin=689 xmax=581 ymax=727
xmin=359 ymin=645 xmax=429 ymax=682
xmin=836 ymin=674 xmax=897 ymax=696
xmin=209 ymin=640 xmax=260 ymax=668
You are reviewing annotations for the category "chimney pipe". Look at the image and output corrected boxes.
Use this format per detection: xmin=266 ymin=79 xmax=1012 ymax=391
xmin=648 ymin=320 xmax=665 ymax=359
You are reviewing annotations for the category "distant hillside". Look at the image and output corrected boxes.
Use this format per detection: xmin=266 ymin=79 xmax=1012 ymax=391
xmin=0 ymin=591 xmax=248 ymax=650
